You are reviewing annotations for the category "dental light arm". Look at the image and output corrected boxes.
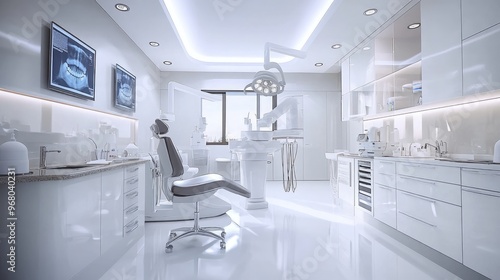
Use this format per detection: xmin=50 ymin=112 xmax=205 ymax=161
xmin=257 ymin=97 xmax=300 ymax=129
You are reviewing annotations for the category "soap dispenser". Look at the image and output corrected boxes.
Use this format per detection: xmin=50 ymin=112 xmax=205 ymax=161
xmin=0 ymin=130 xmax=29 ymax=175
xmin=494 ymin=139 xmax=500 ymax=163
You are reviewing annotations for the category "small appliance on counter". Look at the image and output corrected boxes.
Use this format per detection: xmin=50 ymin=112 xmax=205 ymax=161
xmin=0 ymin=129 xmax=29 ymax=175
xmin=357 ymin=127 xmax=395 ymax=158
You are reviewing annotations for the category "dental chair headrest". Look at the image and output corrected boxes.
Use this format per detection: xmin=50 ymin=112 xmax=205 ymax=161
xmin=150 ymin=119 xmax=169 ymax=139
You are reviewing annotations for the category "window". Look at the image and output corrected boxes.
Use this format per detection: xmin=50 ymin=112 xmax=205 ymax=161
xmin=202 ymin=91 xmax=275 ymax=144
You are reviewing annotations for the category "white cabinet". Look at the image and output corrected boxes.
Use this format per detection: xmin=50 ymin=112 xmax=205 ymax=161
xmin=395 ymin=161 xmax=462 ymax=262
xmin=462 ymin=168 xmax=500 ymax=280
xmin=421 ymin=0 xmax=462 ymax=104
xmin=124 ymin=165 xmax=141 ymax=236
xmin=462 ymin=23 xmax=500 ymax=96
xmin=338 ymin=156 xmax=355 ymax=205
xmin=373 ymin=159 xmax=397 ymax=228
xmin=101 ymin=169 xmax=124 ymax=254
xmin=461 ymin=0 xmax=500 ymax=39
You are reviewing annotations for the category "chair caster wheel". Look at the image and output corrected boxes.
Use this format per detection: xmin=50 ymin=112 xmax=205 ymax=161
xmin=169 ymin=233 xmax=177 ymax=239
xmin=165 ymin=245 xmax=173 ymax=253
xmin=221 ymin=231 xmax=226 ymax=238
xmin=220 ymin=241 xmax=226 ymax=249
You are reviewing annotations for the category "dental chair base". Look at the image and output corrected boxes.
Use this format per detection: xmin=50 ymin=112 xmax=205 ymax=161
xmin=145 ymin=196 xmax=230 ymax=222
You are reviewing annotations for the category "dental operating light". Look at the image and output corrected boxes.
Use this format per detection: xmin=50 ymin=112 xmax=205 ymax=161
xmin=244 ymin=43 xmax=306 ymax=96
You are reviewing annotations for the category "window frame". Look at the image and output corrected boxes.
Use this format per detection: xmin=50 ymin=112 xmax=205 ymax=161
xmin=202 ymin=90 xmax=276 ymax=145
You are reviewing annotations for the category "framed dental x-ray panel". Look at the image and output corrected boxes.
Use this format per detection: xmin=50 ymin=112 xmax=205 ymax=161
xmin=114 ymin=64 xmax=136 ymax=112
xmin=49 ymin=22 xmax=96 ymax=100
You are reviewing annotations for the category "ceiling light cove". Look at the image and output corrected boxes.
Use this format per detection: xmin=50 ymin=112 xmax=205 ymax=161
xmin=161 ymin=0 xmax=335 ymax=64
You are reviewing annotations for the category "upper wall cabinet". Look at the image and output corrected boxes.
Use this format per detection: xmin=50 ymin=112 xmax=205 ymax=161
xmin=462 ymin=23 xmax=500 ymax=96
xmin=461 ymin=0 xmax=500 ymax=40
xmin=421 ymin=0 xmax=462 ymax=104
xmin=341 ymin=2 xmax=421 ymax=120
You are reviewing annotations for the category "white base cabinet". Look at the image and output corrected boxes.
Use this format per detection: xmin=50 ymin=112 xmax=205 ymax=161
xmin=374 ymin=184 xmax=397 ymax=228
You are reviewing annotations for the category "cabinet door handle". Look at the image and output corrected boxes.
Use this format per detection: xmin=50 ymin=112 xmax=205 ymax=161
xmin=398 ymin=211 xmax=437 ymax=228
xmin=127 ymin=167 xmax=139 ymax=173
xmin=126 ymin=178 xmax=139 ymax=184
xmin=377 ymin=185 xmax=393 ymax=191
xmin=126 ymin=205 xmax=139 ymax=215
xmin=400 ymin=191 xmax=437 ymax=204
xmin=463 ymin=169 xmax=500 ymax=176
xmin=399 ymin=176 xmax=436 ymax=186
xmin=125 ymin=220 xmax=139 ymax=233
xmin=126 ymin=191 xmax=139 ymax=199
xmin=378 ymin=160 xmax=395 ymax=165
xmin=402 ymin=163 xmax=436 ymax=169
xmin=463 ymin=187 xmax=500 ymax=198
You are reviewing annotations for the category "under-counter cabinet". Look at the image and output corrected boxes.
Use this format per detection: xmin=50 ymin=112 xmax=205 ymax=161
xmin=101 ymin=169 xmax=125 ymax=254
xmin=373 ymin=159 xmax=396 ymax=228
xmin=338 ymin=156 xmax=355 ymax=205
xmin=396 ymin=162 xmax=462 ymax=262
xmin=462 ymin=168 xmax=500 ymax=280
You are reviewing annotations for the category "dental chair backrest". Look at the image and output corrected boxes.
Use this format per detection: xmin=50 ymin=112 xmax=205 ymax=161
xmin=151 ymin=119 xmax=184 ymax=201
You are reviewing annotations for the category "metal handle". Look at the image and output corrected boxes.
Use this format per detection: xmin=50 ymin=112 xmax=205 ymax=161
xmin=126 ymin=205 xmax=139 ymax=215
xmin=400 ymin=191 xmax=437 ymax=204
xmin=463 ymin=169 xmax=500 ymax=177
xmin=398 ymin=211 xmax=437 ymax=227
xmin=126 ymin=178 xmax=139 ymax=185
xmin=127 ymin=167 xmax=139 ymax=173
xmin=399 ymin=175 xmax=436 ymax=186
xmin=402 ymin=163 xmax=436 ymax=169
xmin=125 ymin=220 xmax=139 ymax=233
xmin=376 ymin=185 xmax=393 ymax=191
xmin=126 ymin=191 xmax=139 ymax=199
xmin=463 ymin=187 xmax=500 ymax=198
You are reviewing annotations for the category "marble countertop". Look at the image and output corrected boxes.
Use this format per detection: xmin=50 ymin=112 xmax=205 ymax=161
xmin=0 ymin=159 xmax=149 ymax=184
xmin=374 ymin=156 xmax=500 ymax=171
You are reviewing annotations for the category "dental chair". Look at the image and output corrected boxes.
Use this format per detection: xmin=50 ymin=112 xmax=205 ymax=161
xmin=151 ymin=119 xmax=250 ymax=253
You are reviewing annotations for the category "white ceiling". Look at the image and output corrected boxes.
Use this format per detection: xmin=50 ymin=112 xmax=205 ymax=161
xmin=96 ymin=0 xmax=417 ymax=74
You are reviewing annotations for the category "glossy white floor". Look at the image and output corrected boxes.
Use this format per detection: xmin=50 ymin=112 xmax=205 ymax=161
xmin=99 ymin=181 xmax=467 ymax=280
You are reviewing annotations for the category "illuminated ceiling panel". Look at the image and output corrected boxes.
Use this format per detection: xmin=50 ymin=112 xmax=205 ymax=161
xmin=161 ymin=0 xmax=335 ymax=64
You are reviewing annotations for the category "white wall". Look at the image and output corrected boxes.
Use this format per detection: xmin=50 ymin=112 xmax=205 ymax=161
xmin=160 ymin=71 xmax=342 ymax=180
xmin=0 ymin=0 xmax=161 ymax=155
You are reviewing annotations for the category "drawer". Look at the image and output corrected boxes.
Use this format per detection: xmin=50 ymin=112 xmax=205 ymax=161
xmin=124 ymin=218 xmax=140 ymax=236
xmin=396 ymin=162 xmax=460 ymax=184
xmin=124 ymin=189 xmax=139 ymax=210
xmin=124 ymin=165 xmax=140 ymax=179
xmin=462 ymin=168 xmax=500 ymax=192
xmin=397 ymin=175 xmax=461 ymax=206
xmin=374 ymin=159 xmax=396 ymax=175
xmin=374 ymin=172 xmax=395 ymax=188
xmin=397 ymin=190 xmax=462 ymax=262
xmin=373 ymin=184 xmax=397 ymax=228
xmin=124 ymin=176 xmax=139 ymax=193
xmin=124 ymin=203 xmax=140 ymax=225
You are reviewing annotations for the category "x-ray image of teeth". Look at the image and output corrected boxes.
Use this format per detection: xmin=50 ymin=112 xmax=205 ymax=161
xmin=54 ymin=43 xmax=91 ymax=94
xmin=115 ymin=66 xmax=136 ymax=110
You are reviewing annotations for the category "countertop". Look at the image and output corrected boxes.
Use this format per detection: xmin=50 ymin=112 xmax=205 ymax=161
xmin=0 ymin=159 xmax=149 ymax=184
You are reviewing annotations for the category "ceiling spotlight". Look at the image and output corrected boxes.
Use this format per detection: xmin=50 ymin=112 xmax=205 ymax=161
xmin=331 ymin=44 xmax=342 ymax=49
xmin=115 ymin=3 xmax=130 ymax=11
xmin=315 ymin=63 xmax=323 ymax=67
xmin=163 ymin=61 xmax=172 ymax=65
xmin=244 ymin=43 xmax=306 ymax=96
xmin=149 ymin=41 xmax=160 ymax=47
xmin=364 ymin=8 xmax=377 ymax=16
xmin=363 ymin=46 xmax=371 ymax=51
xmin=408 ymin=23 xmax=421 ymax=29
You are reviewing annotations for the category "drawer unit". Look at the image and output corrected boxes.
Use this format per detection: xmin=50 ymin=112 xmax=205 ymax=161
xmin=396 ymin=162 xmax=460 ymax=184
xmin=124 ymin=203 xmax=140 ymax=226
xmin=124 ymin=188 xmax=139 ymax=210
xmin=374 ymin=159 xmax=396 ymax=188
xmin=124 ymin=176 xmax=139 ymax=193
xmin=397 ymin=190 xmax=462 ymax=262
xmin=397 ymin=175 xmax=461 ymax=206
xmin=374 ymin=183 xmax=397 ymax=228
xmin=125 ymin=165 xmax=140 ymax=179
xmin=124 ymin=217 xmax=140 ymax=237
xmin=462 ymin=168 xmax=500 ymax=192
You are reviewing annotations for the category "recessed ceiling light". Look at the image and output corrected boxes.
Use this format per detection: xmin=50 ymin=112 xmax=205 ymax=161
xmin=115 ymin=3 xmax=130 ymax=11
xmin=363 ymin=46 xmax=371 ymax=51
xmin=163 ymin=61 xmax=172 ymax=65
xmin=408 ymin=23 xmax=421 ymax=29
xmin=149 ymin=41 xmax=160 ymax=47
xmin=331 ymin=44 xmax=342 ymax=49
xmin=315 ymin=63 xmax=323 ymax=67
xmin=364 ymin=8 xmax=377 ymax=16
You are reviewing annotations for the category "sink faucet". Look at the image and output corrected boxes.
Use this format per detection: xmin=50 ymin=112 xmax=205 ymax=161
xmin=424 ymin=140 xmax=444 ymax=157
xmin=40 ymin=146 xmax=61 ymax=169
